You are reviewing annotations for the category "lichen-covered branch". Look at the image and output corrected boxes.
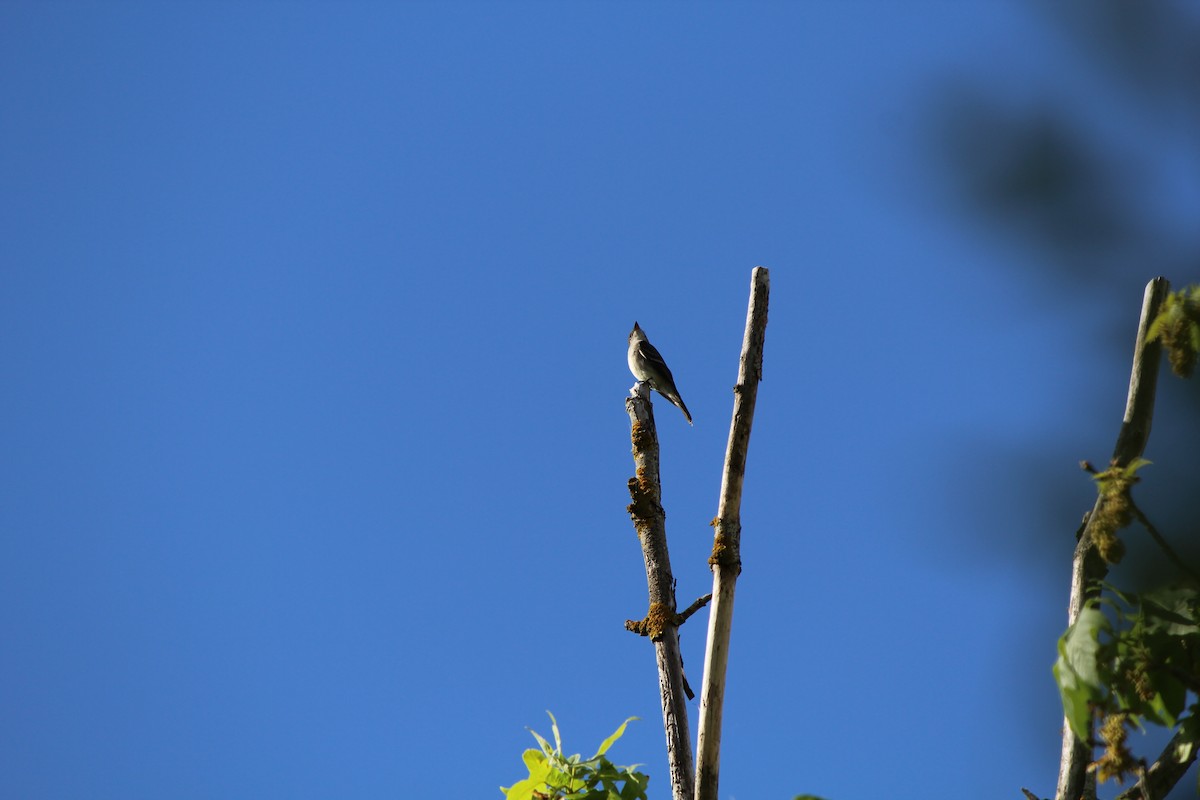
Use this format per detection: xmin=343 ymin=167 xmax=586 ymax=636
xmin=625 ymin=393 xmax=694 ymax=800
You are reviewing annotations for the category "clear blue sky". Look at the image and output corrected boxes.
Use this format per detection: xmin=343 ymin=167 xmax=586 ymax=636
xmin=3 ymin=3 xmax=1193 ymax=799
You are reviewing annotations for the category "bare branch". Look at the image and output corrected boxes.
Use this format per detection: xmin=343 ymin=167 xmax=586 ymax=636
xmin=677 ymin=594 xmax=713 ymax=625
xmin=695 ymin=267 xmax=770 ymax=800
xmin=626 ymin=388 xmax=694 ymax=800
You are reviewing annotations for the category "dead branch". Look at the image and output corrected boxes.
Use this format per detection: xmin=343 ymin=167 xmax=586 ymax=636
xmin=694 ymin=267 xmax=770 ymax=800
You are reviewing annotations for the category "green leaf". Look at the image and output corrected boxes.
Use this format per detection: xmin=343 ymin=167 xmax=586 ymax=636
xmin=529 ymin=727 xmax=555 ymax=758
xmin=499 ymin=777 xmax=535 ymax=800
xmin=1141 ymin=599 xmax=1197 ymax=630
xmin=1061 ymin=607 xmax=1108 ymax=688
xmin=549 ymin=710 xmax=563 ymax=754
xmin=620 ymin=772 xmax=649 ymax=800
xmin=1141 ymin=586 xmax=1200 ymax=633
xmin=1149 ymin=674 xmax=1186 ymax=727
xmin=1122 ymin=457 xmax=1151 ymax=478
xmin=500 ymin=750 xmax=553 ymax=799
xmin=1054 ymin=606 xmax=1109 ymax=739
xmin=523 ymin=748 xmax=548 ymax=773
xmin=507 ymin=713 xmax=646 ymax=800
xmin=592 ymin=717 xmax=638 ymax=759
xmin=1174 ymin=715 xmax=1200 ymax=763
xmin=1052 ymin=656 xmax=1092 ymax=737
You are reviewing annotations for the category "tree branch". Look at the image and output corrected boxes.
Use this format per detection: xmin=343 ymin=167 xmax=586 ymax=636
xmin=695 ymin=267 xmax=770 ymax=800
xmin=1129 ymin=500 xmax=1200 ymax=585
xmin=1055 ymin=277 xmax=1170 ymax=800
xmin=677 ymin=594 xmax=713 ymax=625
xmin=1113 ymin=724 xmax=1199 ymax=800
xmin=626 ymin=387 xmax=694 ymax=800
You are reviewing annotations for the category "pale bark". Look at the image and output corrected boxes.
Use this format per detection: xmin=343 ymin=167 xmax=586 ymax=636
xmin=1055 ymin=277 xmax=1169 ymax=800
xmin=694 ymin=267 xmax=770 ymax=800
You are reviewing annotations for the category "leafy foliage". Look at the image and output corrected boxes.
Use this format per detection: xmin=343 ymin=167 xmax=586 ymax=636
xmin=1054 ymin=584 xmax=1200 ymax=783
xmin=501 ymin=713 xmax=648 ymax=800
xmin=1048 ymin=285 xmax=1200 ymax=792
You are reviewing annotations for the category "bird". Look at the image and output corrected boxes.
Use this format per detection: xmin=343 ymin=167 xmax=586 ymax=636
xmin=627 ymin=322 xmax=692 ymax=424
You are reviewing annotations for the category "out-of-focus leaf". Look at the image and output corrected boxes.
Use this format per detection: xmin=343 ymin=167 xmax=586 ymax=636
xmin=1055 ymin=606 xmax=1110 ymax=739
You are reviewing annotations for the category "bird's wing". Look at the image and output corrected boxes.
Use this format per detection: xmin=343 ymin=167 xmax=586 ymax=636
xmin=637 ymin=340 xmax=675 ymax=381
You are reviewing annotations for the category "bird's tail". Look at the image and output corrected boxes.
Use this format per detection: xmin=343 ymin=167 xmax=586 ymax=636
xmin=669 ymin=394 xmax=693 ymax=425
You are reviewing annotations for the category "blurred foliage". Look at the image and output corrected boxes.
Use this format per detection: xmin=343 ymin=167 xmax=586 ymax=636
xmin=930 ymin=1 xmax=1200 ymax=580
xmin=1055 ymin=584 xmax=1200 ymax=785
xmin=1054 ymin=444 xmax=1200 ymax=791
xmin=928 ymin=4 xmax=1200 ymax=796
xmin=935 ymin=2 xmax=1200 ymax=280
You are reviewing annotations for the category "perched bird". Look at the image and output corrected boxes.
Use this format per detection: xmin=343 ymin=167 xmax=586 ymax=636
xmin=627 ymin=322 xmax=693 ymax=424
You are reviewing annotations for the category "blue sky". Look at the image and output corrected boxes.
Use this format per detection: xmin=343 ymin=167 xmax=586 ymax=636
xmin=3 ymin=3 xmax=1195 ymax=799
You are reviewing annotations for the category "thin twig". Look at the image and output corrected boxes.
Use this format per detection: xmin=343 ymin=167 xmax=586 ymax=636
xmin=1129 ymin=501 xmax=1200 ymax=586
xmin=1113 ymin=724 xmax=1199 ymax=800
xmin=694 ymin=267 xmax=769 ymax=800
xmin=677 ymin=594 xmax=713 ymax=625
xmin=1055 ymin=277 xmax=1170 ymax=800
